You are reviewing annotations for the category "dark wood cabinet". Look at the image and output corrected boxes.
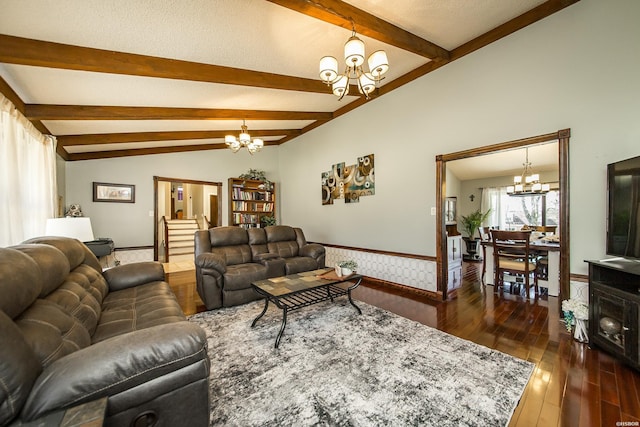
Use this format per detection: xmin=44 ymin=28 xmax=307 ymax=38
xmin=587 ymin=259 xmax=640 ymax=370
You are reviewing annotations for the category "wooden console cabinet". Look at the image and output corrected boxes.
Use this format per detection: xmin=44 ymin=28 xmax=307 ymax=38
xmin=587 ymin=258 xmax=640 ymax=370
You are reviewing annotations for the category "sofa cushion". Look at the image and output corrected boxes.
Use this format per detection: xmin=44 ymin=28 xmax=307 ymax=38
xmin=16 ymin=299 xmax=91 ymax=368
xmin=45 ymin=264 xmax=107 ymax=337
xmin=23 ymin=236 xmax=101 ymax=273
xmin=212 ymin=245 xmax=252 ymax=266
xmin=92 ymin=282 xmax=186 ymax=343
xmin=223 ymin=263 xmax=268 ymax=291
xmin=0 ymin=248 xmax=42 ymax=319
xmin=0 ymin=311 xmax=42 ymax=427
xmin=12 ymin=244 xmax=70 ymax=298
xmin=284 ymin=256 xmax=318 ymax=275
xmin=267 ymin=241 xmax=299 ymax=258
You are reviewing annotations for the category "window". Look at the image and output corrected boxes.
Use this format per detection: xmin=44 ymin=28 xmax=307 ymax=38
xmin=481 ymin=187 xmax=559 ymax=232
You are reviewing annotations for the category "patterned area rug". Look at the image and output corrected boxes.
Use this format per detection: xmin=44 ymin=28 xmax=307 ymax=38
xmin=189 ymin=300 xmax=533 ymax=427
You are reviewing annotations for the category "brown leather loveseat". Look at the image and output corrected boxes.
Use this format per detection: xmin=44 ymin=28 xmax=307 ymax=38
xmin=194 ymin=225 xmax=325 ymax=310
xmin=0 ymin=237 xmax=210 ymax=427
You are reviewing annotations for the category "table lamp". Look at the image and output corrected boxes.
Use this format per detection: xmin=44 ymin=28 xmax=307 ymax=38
xmin=45 ymin=217 xmax=95 ymax=242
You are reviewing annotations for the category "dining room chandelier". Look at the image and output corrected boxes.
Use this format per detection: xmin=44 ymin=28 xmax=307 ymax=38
xmin=319 ymin=26 xmax=389 ymax=101
xmin=507 ymin=147 xmax=550 ymax=195
xmin=225 ymin=120 xmax=264 ymax=154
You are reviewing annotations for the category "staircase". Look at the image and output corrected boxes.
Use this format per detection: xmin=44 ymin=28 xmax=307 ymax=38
xmin=163 ymin=218 xmax=200 ymax=262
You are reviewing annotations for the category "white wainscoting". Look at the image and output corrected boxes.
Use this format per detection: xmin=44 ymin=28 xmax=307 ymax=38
xmin=325 ymin=247 xmax=438 ymax=292
xmin=113 ymin=248 xmax=154 ymax=265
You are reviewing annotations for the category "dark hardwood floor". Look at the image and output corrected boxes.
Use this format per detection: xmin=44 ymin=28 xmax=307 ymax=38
xmin=166 ymin=263 xmax=640 ymax=427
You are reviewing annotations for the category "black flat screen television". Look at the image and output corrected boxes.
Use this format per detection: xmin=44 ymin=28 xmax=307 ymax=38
xmin=607 ymin=155 xmax=640 ymax=259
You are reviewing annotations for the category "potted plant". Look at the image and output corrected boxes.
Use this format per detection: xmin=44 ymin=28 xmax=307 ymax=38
xmin=239 ymin=169 xmax=273 ymax=191
xmin=260 ymin=215 xmax=276 ymax=227
xmin=336 ymin=260 xmax=358 ymax=277
xmin=459 ymin=208 xmax=491 ymax=259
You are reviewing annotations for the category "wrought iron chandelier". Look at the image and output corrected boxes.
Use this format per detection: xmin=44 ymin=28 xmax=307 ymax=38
xmin=507 ymin=147 xmax=550 ymax=196
xmin=319 ymin=25 xmax=389 ymax=101
xmin=225 ymin=120 xmax=264 ymax=155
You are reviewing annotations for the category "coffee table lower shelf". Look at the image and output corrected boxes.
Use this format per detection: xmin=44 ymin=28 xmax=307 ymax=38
xmin=251 ymin=271 xmax=362 ymax=348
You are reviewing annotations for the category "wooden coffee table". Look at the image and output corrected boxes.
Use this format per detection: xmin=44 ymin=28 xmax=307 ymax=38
xmin=251 ymin=268 xmax=362 ymax=348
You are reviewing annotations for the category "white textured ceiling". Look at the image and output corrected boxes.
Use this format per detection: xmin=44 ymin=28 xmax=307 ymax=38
xmin=0 ymin=0 xmax=570 ymax=159
xmin=446 ymin=143 xmax=559 ymax=181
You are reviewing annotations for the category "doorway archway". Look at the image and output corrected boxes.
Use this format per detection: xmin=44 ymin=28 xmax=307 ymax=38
xmin=436 ymin=129 xmax=570 ymax=301
xmin=153 ymin=176 xmax=222 ymax=261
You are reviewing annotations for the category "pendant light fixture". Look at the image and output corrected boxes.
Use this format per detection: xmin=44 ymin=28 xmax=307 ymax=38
xmin=507 ymin=147 xmax=550 ymax=195
xmin=225 ymin=120 xmax=264 ymax=155
xmin=319 ymin=24 xmax=389 ymax=101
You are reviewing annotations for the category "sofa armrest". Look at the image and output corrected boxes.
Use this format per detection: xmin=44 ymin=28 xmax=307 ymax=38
xmin=195 ymin=252 xmax=226 ymax=273
xmin=103 ymin=262 xmax=165 ymax=292
xmin=255 ymin=255 xmax=286 ymax=278
xmin=20 ymin=322 xmax=209 ymax=421
xmin=300 ymin=243 xmax=325 ymax=260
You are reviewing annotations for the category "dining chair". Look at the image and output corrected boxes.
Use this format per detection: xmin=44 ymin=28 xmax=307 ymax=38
xmin=490 ymin=229 xmax=538 ymax=298
xmin=478 ymin=226 xmax=496 ymax=283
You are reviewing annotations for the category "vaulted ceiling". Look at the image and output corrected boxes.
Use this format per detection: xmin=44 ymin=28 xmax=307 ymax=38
xmin=0 ymin=0 xmax=579 ymax=161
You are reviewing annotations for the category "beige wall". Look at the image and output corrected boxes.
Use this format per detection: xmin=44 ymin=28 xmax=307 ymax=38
xmin=64 ymin=0 xmax=640 ymax=276
xmin=277 ymin=0 xmax=640 ymax=275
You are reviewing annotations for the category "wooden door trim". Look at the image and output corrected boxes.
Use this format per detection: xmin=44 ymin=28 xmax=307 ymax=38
xmin=436 ymin=129 xmax=569 ymax=301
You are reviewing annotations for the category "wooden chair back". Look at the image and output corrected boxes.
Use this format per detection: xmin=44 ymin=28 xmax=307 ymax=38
xmin=489 ymin=229 xmax=538 ymax=298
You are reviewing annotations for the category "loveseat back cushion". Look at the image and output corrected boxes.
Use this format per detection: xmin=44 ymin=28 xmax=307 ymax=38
xmin=208 ymin=226 xmax=252 ymax=265
xmin=212 ymin=246 xmax=252 ymax=266
xmin=0 ymin=310 xmax=42 ymax=427
xmin=247 ymin=228 xmax=269 ymax=259
xmin=265 ymin=226 xmax=299 ymax=258
xmin=0 ymin=248 xmax=42 ymax=319
xmin=15 ymin=299 xmax=91 ymax=369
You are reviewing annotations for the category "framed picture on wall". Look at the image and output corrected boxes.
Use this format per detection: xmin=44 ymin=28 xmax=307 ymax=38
xmin=93 ymin=182 xmax=135 ymax=203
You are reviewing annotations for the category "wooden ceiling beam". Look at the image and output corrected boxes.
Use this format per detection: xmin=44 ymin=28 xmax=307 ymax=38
xmin=67 ymin=140 xmax=281 ymax=161
xmin=0 ymin=34 xmax=329 ymax=94
xmin=267 ymin=0 xmax=450 ymax=61
xmin=58 ymin=129 xmax=302 ymax=146
xmin=24 ymin=105 xmax=332 ymax=121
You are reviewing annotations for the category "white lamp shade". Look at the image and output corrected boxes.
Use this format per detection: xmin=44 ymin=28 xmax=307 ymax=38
xmin=530 ymin=173 xmax=540 ymax=182
xmin=45 ymin=217 xmax=95 ymax=242
xmin=515 ymin=184 xmax=524 ymax=192
xmin=239 ymin=132 xmax=251 ymax=144
xmin=319 ymin=56 xmax=338 ymax=83
xmin=344 ymin=36 xmax=365 ymax=67
xmin=368 ymin=50 xmax=389 ymax=78
xmin=507 ymin=185 xmax=515 ymax=193
xmin=358 ymin=73 xmax=375 ymax=95
xmin=253 ymin=138 xmax=264 ymax=148
xmin=229 ymin=140 xmax=241 ymax=152
xmin=225 ymin=135 xmax=236 ymax=145
xmin=332 ymin=75 xmax=349 ymax=97
xmin=513 ymin=175 xmax=522 ymax=184
xmin=532 ymin=182 xmax=542 ymax=191
xmin=542 ymin=183 xmax=551 ymax=192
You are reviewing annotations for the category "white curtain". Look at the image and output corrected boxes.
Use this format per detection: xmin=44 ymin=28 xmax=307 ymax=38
xmin=0 ymin=94 xmax=57 ymax=247
xmin=480 ymin=187 xmax=507 ymax=230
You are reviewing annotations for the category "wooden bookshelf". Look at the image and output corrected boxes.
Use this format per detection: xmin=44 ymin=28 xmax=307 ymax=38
xmin=228 ymin=178 xmax=275 ymax=229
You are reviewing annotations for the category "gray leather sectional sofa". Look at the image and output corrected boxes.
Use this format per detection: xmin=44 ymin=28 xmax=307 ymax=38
xmin=194 ymin=225 xmax=325 ymax=310
xmin=0 ymin=237 xmax=210 ymax=427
